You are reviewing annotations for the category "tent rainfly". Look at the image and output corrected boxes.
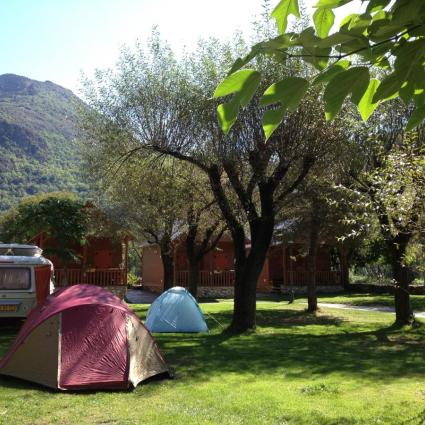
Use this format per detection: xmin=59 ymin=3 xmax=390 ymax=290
xmin=0 ymin=284 xmax=170 ymax=390
xmin=145 ymin=286 xmax=208 ymax=333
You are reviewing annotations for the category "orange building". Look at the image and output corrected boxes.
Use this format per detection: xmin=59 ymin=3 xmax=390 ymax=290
xmin=31 ymin=233 xmax=129 ymax=288
xmin=141 ymin=234 xmax=345 ymax=294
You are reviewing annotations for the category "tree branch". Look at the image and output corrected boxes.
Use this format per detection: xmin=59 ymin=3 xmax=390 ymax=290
xmin=223 ymin=161 xmax=259 ymax=221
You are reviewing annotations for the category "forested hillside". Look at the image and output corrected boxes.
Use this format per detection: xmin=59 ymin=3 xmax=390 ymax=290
xmin=0 ymin=74 xmax=88 ymax=212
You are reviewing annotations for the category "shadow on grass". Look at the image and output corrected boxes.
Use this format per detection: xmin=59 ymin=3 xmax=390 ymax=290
xmin=154 ymin=307 xmax=425 ymax=383
xmin=1 ymin=306 xmax=425 ymax=392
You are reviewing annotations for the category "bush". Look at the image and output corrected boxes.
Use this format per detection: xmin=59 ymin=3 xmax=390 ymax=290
xmin=127 ymin=272 xmax=141 ymax=287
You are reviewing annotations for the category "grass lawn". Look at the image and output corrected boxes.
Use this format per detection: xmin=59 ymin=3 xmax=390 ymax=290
xmin=0 ymin=299 xmax=425 ymax=425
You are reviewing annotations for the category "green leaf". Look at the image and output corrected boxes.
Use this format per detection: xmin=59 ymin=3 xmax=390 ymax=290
xmin=297 ymin=29 xmax=332 ymax=70
xmin=350 ymin=69 xmax=371 ymax=106
xmin=314 ymin=7 xmax=335 ymax=38
xmin=347 ymin=13 xmax=372 ymax=32
xmin=227 ymin=37 xmax=293 ymax=75
xmin=214 ymin=69 xmax=261 ymax=99
xmin=313 ymin=60 xmax=350 ymax=84
xmin=393 ymin=39 xmax=425 ymax=81
xmin=366 ymin=0 xmax=391 ymax=13
xmin=315 ymin=32 xmax=357 ymax=48
xmin=262 ymin=107 xmax=286 ymax=141
xmin=406 ymin=106 xmax=425 ymax=131
xmin=368 ymin=22 xmax=403 ymax=41
xmin=357 ymin=78 xmax=381 ymax=121
xmin=413 ymin=89 xmax=425 ymax=107
xmin=215 ymin=69 xmax=262 ymax=134
xmin=339 ymin=13 xmax=358 ymax=29
xmin=399 ymin=65 xmax=425 ymax=105
xmin=399 ymin=81 xmax=415 ymax=105
xmin=228 ymin=58 xmax=247 ymax=75
xmin=260 ymin=77 xmax=309 ymax=111
xmin=370 ymin=10 xmax=387 ymax=24
xmin=372 ymin=73 xmax=402 ymax=103
xmin=217 ymin=99 xmax=239 ymax=135
xmin=296 ymin=27 xmax=319 ymax=47
xmin=339 ymin=35 xmax=371 ymax=58
xmin=391 ymin=0 xmax=425 ymax=26
xmin=410 ymin=26 xmax=425 ymax=37
xmin=302 ymin=46 xmax=332 ymax=70
xmin=323 ymin=67 xmax=369 ymax=120
xmin=314 ymin=0 xmax=352 ymax=7
xmin=259 ymin=34 xmax=296 ymax=50
xmin=238 ymin=74 xmax=262 ymax=107
xmin=272 ymin=0 xmax=300 ymax=35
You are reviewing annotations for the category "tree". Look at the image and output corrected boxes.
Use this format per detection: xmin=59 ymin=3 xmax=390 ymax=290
xmin=81 ymin=116 xmax=225 ymax=296
xmin=170 ymin=43 xmax=346 ymax=331
xmin=87 ymin=154 xmax=187 ymax=290
xmin=181 ymin=169 xmax=227 ymax=298
xmin=81 ymin=32 xmax=345 ymax=332
xmin=0 ymin=192 xmax=88 ymax=277
xmin=214 ymin=0 xmax=425 ymax=137
xmin=276 ymin=165 xmax=364 ymax=311
xmin=349 ymin=102 xmax=425 ymax=324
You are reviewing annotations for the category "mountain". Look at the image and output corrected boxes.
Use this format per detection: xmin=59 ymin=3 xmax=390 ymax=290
xmin=0 ymin=73 xmax=88 ymax=212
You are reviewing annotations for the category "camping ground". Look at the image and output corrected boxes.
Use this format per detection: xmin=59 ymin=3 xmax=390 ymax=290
xmin=0 ymin=295 xmax=424 ymax=425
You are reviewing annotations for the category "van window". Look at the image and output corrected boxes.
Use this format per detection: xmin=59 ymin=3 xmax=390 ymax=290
xmin=0 ymin=268 xmax=31 ymax=290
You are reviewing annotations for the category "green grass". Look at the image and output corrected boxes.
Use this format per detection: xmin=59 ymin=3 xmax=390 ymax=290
xmin=1 ymin=300 xmax=425 ymax=424
xmin=315 ymin=293 xmax=425 ymax=312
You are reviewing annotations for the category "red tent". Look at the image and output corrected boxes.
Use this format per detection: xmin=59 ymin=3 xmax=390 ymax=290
xmin=0 ymin=285 xmax=169 ymax=390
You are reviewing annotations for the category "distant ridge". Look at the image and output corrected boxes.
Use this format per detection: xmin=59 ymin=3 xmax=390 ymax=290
xmin=0 ymin=73 xmax=88 ymax=212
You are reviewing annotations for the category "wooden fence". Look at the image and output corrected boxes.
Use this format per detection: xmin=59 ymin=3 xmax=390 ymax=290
xmin=281 ymin=270 xmax=341 ymax=286
xmin=55 ymin=268 xmax=126 ymax=287
xmin=175 ymin=270 xmax=341 ymax=287
xmin=175 ymin=270 xmax=235 ymax=287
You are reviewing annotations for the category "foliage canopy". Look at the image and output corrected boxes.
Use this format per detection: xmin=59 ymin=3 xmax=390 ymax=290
xmin=0 ymin=192 xmax=88 ymax=263
xmin=214 ymin=0 xmax=425 ymax=137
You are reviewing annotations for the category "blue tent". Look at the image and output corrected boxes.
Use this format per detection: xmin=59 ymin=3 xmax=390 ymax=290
xmin=145 ymin=287 xmax=208 ymax=333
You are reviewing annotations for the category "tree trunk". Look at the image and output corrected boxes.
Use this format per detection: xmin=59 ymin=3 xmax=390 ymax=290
xmin=229 ymin=220 xmax=275 ymax=333
xmin=188 ymin=257 xmax=200 ymax=298
xmin=307 ymin=225 xmax=319 ymax=313
xmin=388 ymin=234 xmax=413 ymax=324
xmin=161 ymin=252 xmax=174 ymax=290
xmin=185 ymin=216 xmax=199 ymax=298
xmin=157 ymin=230 xmax=175 ymax=291
xmin=207 ymin=166 xmax=276 ymax=333
xmin=393 ymin=263 xmax=413 ymax=324
xmin=231 ymin=263 xmax=259 ymax=332
xmin=339 ymin=244 xmax=350 ymax=291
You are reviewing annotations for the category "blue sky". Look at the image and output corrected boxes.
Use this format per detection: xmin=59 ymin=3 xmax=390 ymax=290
xmin=0 ymin=0 xmax=361 ymax=95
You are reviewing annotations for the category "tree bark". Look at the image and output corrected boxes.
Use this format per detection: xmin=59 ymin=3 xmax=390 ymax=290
xmin=205 ymin=154 xmax=312 ymax=333
xmin=388 ymin=234 xmax=414 ymax=324
xmin=339 ymin=244 xmax=350 ymax=291
xmin=159 ymin=233 xmax=174 ymax=291
xmin=307 ymin=223 xmax=319 ymax=313
xmin=161 ymin=251 xmax=174 ymax=290
xmin=229 ymin=218 xmax=275 ymax=332
xmin=188 ymin=258 xmax=200 ymax=298
xmin=184 ymin=205 xmax=225 ymax=299
xmin=375 ymin=203 xmax=414 ymax=325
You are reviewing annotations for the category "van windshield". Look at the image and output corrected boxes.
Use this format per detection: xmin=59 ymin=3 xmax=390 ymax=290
xmin=0 ymin=268 xmax=31 ymax=290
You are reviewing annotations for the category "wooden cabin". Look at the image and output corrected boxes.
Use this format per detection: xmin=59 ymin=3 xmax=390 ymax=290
xmin=141 ymin=234 xmax=345 ymax=293
xmin=267 ymin=243 xmax=342 ymax=289
xmin=31 ymin=233 xmax=129 ymax=288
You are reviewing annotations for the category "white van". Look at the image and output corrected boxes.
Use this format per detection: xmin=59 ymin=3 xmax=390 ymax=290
xmin=0 ymin=244 xmax=54 ymax=318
